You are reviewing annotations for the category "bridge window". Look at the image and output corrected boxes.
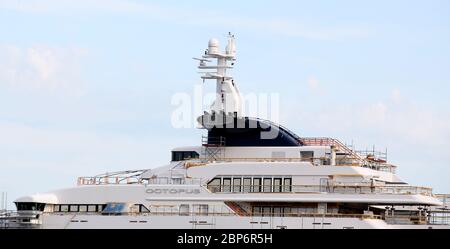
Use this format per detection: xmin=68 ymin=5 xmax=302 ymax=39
xmin=284 ymin=178 xmax=292 ymax=192
xmin=233 ymin=178 xmax=241 ymax=192
xmin=171 ymin=151 xmax=199 ymax=161
xmin=207 ymin=178 xmax=221 ymax=193
xmin=252 ymin=178 xmax=262 ymax=192
xmin=263 ymin=178 xmax=272 ymax=192
xmin=243 ymin=178 xmax=252 ymax=192
xmin=273 ymin=178 xmax=282 ymax=192
xmin=15 ymin=202 xmax=46 ymax=211
xmin=223 ymin=178 xmax=232 ymax=192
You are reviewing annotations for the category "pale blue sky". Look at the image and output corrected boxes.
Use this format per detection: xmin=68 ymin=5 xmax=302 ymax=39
xmin=1 ymin=0 xmax=450 ymax=208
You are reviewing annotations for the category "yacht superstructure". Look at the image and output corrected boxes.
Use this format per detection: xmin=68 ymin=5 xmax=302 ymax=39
xmin=1 ymin=34 xmax=449 ymax=229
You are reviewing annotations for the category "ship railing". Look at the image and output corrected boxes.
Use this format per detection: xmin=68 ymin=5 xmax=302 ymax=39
xmin=77 ymin=176 xmax=142 ymax=185
xmin=206 ymin=157 xmax=397 ymax=173
xmin=146 ymin=177 xmax=203 ymax=185
xmin=43 ymin=210 xmax=382 ymax=220
xmin=0 ymin=210 xmax=42 ymax=229
xmin=208 ymin=184 xmax=433 ymax=196
xmin=77 ymin=176 xmax=203 ymax=186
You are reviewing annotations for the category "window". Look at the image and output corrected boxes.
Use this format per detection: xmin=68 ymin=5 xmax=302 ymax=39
xmin=88 ymin=205 xmax=97 ymax=212
xmin=263 ymin=178 xmax=272 ymax=193
xmin=223 ymin=178 xmax=231 ymax=192
xmin=273 ymin=207 xmax=282 ymax=216
xmin=252 ymin=206 xmax=262 ymax=216
xmin=243 ymin=178 xmax=252 ymax=193
xmin=262 ymin=207 xmax=272 ymax=217
xmin=171 ymin=151 xmax=199 ymax=161
xmin=79 ymin=205 xmax=87 ymax=212
xmin=283 ymin=178 xmax=292 ymax=192
xmin=283 ymin=207 xmax=291 ymax=216
xmin=193 ymin=204 xmax=208 ymax=215
xmin=273 ymin=178 xmax=282 ymax=192
xmin=233 ymin=178 xmax=241 ymax=193
xmin=69 ymin=205 xmax=79 ymax=212
xmin=172 ymin=178 xmax=183 ymax=184
xmin=300 ymin=151 xmax=314 ymax=160
xmin=98 ymin=205 xmax=105 ymax=212
xmin=252 ymin=178 xmax=262 ymax=192
xmin=207 ymin=178 xmax=221 ymax=193
xmin=139 ymin=204 xmax=150 ymax=213
xmin=179 ymin=204 xmax=189 ymax=216
xmin=60 ymin=205 xmax=69 ymax=212
xmin=15 ymin=202 xmax=46 ymax=211
xmin=54 ymin=205 xmax=60 ymax=212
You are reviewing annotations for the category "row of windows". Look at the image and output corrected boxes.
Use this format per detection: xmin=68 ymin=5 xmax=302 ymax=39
xmin=252 ymin=206 xmax=339 ymax=217
xmin=53 ymin=204 xmax=106 ymax=213
xmin=207 ymin=176 xmax=292 ymax=193
xmin=171 ymin=151 xmax=199 ymax=161
xmin=16 ymin=202 xmax=46 ymax=211
xmin=179 ymin=204 xmax=208 ymax=216
xmin=53 ymin=204 xmax=150 ymax=213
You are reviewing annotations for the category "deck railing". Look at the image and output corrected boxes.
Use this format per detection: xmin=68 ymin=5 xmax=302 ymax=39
xmin=208 ymin=184 xmax=433 ymax=196
xmin=77 ymin=176 xmax=203 ymax=186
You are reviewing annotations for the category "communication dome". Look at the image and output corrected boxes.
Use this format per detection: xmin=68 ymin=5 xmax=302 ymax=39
xmin=208 ymin=38 xmax=219 ymax=48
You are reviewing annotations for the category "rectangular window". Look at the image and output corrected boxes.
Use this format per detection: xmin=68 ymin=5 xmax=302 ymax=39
xmin=262 ymin=207 xmax=272 ymax=217
xmin=283 ymin=178 xmax=292 ymax=192
xmin=252 ymin=206 xmax=262 ymax=216
xmin=79 ymin=205 xmax=87 ymax=212
xmin=223 ymin=178 xmax=231 ymax=192
xmin=207 ymin=178 xmax=221 ymax=193
xmin=273 ymin=178 xmax=282 ymax=192
xmin=243 ymin=178 xmax=252 ymax=193
xmin=60 ymin=205 xmax=69 ymax=212
xmin=193 ymin=204 xmax=208 ymax=215
xmin=88 ymin=205 xmax=97 ymax=212
xmin=98 ymin=205 xmax=105 ymax=212
xmin=179 ymin=204 xmax=189 ymax=216
xmin=54 ymin=205 xmax=60 ymax=212
xmin=233 ymin=178 xmax=241 ymax=193
xmin=263 ymin=178 xmax=272 ymax=193
xmin=69 ymin=205 xmax=79 ymax=212
xmin=273 ymin=207 xmax=282 ymax=216
xmin=283 ymin=207 xmax=291 ymax=217
xmin=252 ymin=178 xmax=261 ymax=192
xmin=300 ymin=151 xmax=314 ymax=160
xmin=172 ymin=178 xmax=183 ymax=184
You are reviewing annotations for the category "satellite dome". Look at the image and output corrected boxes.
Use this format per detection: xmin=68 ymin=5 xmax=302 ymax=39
xmin=208 ymin=38 xmax=219 ymax=47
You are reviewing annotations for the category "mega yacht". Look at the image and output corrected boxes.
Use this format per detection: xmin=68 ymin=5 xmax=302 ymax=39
xmin=1 ymin=34 xmax=449 ymax=229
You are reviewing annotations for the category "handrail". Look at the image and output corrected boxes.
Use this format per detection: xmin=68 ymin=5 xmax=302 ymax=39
xmin=42 ymin=211 xmax=381 ymax=219
xmin=77 ymin=176 xmax=203 ymax=186
xmin=208 ymin=184 xmax=433 ymax=196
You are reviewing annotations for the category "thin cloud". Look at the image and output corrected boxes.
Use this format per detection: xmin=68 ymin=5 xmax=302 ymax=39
xmin=1 ymin=0 xmax=371 ymax=41
xmin=0 ymin=44 xmax=88 ymax=92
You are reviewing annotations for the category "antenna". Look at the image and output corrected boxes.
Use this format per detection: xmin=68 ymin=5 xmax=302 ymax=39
xmin=194 ymin=33 xmax=241 ymax=115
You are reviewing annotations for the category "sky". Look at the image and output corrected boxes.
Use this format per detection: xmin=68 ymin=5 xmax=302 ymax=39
xmin=1 ymin=0 xmax=450 ymax=209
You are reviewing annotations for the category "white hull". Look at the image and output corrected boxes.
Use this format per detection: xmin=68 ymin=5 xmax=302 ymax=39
xmin=40 ymin=214 xmax=448 ymax=229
